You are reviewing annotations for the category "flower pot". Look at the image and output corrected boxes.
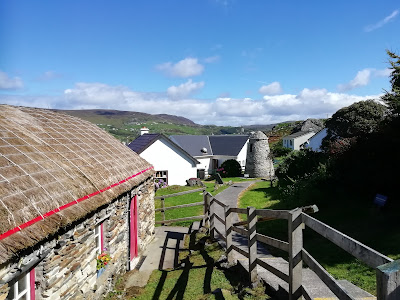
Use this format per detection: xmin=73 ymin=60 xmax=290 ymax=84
xmin=97 ymin=267 xmax=105 ymax=278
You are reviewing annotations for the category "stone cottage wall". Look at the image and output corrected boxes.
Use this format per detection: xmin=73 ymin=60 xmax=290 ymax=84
xmin=0 ymin=177 xmax=155 ymax=300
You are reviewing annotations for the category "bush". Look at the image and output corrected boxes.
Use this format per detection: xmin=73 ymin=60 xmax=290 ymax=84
xmin=276 ymin=149 xmax=327 ymax=185
xmin=218 ymin=159 xmax=242 ymax=178
xmin=271 ymin=142 xmax=292 ymax=157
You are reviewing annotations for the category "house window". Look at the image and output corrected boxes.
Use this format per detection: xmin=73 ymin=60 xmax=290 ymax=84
xmin=289 ymin=140 xmax=293 ymax=146
xmin=249 ymin=144 xmax=253 ymax=152
xmin=7 ymin=269 xmax=35 ymax=300
xmin=155 ymin=170 xmax=168 ymax=184
xmin=94 ymin=223 xmax=104 ymax=254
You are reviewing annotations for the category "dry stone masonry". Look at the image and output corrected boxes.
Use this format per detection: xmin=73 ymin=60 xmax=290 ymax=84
xmin=245 ymin=131 xmax=275 ymax=179
xmin=0 ymin=178 xmax=155 ymax=300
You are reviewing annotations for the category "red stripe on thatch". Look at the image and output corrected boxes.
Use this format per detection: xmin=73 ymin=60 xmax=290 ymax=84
xmin=0 ymin=166 xmax=154 ymax=241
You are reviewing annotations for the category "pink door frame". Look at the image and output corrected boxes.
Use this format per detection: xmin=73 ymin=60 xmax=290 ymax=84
xmin=30 ymin=268 xmax=36 ymax=300
xmin=129 ymin=195 xmax=138 ymax=261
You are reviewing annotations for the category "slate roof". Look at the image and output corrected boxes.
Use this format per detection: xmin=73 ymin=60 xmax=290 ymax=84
xmin=283 ymin=131 xmax=315 ymax=139
xmin=209 ymin=135 xmax=249 ymax=156
xmin=170 ymin=135 xmax=213 ymax=157
xmin=128 ymin=133 xmax=161 ymax=154
xmin=170 ymin=135 xmax=249 ymax=157
xmin=128 ymin=134 xmax=199 ymax=164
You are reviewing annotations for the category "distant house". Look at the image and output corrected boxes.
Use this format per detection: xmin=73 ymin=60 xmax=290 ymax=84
xmin=282 ymin=131 xmax=316 ymax=150
xmin=128 ymin=133 xmax=199 ymax=185
xmin=0 ymin=105 xmax=155 ymax=299
xmin=303 ymin=128 xmax=327 ymax=152
xmin=170 ymin=135 xmax=249 ymax=177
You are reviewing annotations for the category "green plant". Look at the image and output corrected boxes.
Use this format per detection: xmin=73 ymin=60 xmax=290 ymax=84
xmin=97 ymin=252 xmax=112 ymax=270
xmin=219 ymin=159 xmax=242 ymax=177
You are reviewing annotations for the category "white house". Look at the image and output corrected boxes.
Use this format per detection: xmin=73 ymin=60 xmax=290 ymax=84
xmin=128 ymin=133 xmax=199 ymax=185
xmin=170 ymin=135 xmax=249 ymax=177
xmin=303 ymin=128 xmax=327 ymax=152
xmin=282 ymin=131 xmax=316 ymax=150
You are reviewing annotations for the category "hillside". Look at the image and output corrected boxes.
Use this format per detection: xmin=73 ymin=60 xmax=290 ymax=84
xmin=55 ymin=109 xmax=289 ymax=143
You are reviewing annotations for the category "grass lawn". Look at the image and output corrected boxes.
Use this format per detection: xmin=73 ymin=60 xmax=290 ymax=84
xmin=155 ymin=182 xmax=229 ymax=227
xmin=107 ymin=232 xmax=270 ymax=299
xmin=238 ymin=181 xmax=400 ymax=295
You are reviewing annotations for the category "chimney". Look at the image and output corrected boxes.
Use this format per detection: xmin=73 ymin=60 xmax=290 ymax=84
xmin=140 ymin=127 xmax=149 ymax=135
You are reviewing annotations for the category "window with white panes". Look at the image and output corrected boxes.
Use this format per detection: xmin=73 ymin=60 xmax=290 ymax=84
xmin=94 ymin=223 xmax=103 ymax=254
xmin=7 ymin=271 xmax=32 ymax=300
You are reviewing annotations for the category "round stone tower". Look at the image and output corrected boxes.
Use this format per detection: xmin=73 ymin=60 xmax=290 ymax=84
xmin=245 ymin=131 xmax=275 ymax=179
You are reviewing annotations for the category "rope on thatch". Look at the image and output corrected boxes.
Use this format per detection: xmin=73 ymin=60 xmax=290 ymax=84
xmin=0 ymin=166 xmax=153 ymax=241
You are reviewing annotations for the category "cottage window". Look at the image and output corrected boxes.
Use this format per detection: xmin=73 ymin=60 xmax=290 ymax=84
xmin=155 ymin=170 xmax=168 ymax=184
xmin=289 ymin=140 xmax=293 ymax=146
xmin=94 ymin=223 xmax=104 ymax=254
xmin=249 ymin=144 xmax=253 ymax=152
xmin=7 ymin=269 xmax=34 ymax=300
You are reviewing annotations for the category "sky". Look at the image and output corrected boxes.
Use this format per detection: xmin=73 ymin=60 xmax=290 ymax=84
xmin=0 ymin=1 xmax=399 ymax=126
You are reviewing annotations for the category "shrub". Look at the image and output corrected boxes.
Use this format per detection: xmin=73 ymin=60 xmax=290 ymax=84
xmin=219 ymin=159 xmax=242 ymax=177
xmin=271 ymin=142 xmax=292 ymax=157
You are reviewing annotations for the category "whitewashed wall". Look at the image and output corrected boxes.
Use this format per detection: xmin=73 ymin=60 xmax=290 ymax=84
xmin=195 ymin=156 xmax=212 ymax=176
xmin=141 ymin=139 xmax=197 ymax=185
xmin=305 ymin=129 xmax=327 ymax=152
xmin=293 ymin=132 xmax=315 ymax=150
xmin=283 ymin=132 xmax=315 ymax=150
xmin=237 ymin=140 xmax=249 ymax=170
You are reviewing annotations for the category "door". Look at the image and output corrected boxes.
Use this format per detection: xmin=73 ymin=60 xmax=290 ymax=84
xmin=129 ymin=195 xmax=138 ymax=264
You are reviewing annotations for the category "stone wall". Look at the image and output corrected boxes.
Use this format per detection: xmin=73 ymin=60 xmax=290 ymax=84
xmin=0 ymin=177 xmax=155 ymax=300
xmin=245 ymin=131 xmax=275 ymax=179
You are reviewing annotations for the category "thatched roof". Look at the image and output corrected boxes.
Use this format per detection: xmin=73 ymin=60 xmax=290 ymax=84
xmin=0 ymin=105 xmax=154 ymax=263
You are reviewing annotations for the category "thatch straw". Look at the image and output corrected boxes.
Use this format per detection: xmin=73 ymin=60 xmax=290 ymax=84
xmin=0 ymin=105 xmax=154 ymax=263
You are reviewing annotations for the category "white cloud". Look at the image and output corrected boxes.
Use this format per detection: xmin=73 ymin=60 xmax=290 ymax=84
xmin=156 ymin=57 xmax=204 ymax=78
xmin=167 ymin=79 xmax=205 ymax=99
xmin=259 ymin=82 xmax=283 ymax=95
xmin=0 ymin=82 xmax=383 ymax=126
xmin=365 ymin=10 xmax=399 ymax=32
xmin=0 ymin=71 xmax=23 ymax=90
xmin=338 ymin=68 xmax=392 ymax=91
xmin=203 ymin=55 xmax=220 ymax=63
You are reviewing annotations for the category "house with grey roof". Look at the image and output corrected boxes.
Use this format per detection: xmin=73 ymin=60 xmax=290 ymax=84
xmin=282 ymin=131 xmax=316 ymax=150
xmin=128 ymin=133 xmax=199 ymax=185
xmin=170 ymin=135 xmax=249 ymax=177
xmin=303 ymin=128 xmax=327 ymax=152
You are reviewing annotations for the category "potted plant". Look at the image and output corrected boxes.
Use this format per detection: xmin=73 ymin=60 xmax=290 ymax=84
xmin=97 ymin=252 xmax=111 ymax=277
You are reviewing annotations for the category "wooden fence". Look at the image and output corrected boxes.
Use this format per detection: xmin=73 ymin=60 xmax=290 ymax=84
xmin=155 ymin=188 xmax=399 ymax=299
xmin=154 ymin=187 xmax=206 ymax=225
xmin=204 ymin=191 xmax=400 ymax=300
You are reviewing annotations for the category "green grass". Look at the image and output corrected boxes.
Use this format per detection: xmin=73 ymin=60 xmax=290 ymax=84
xmin=110 ymin=232 xmax=270 ymax=300
xmin=155 ymin=182 xmax=229 ymax=227
xmin=238 ymin=181 xmax=400 ymax=295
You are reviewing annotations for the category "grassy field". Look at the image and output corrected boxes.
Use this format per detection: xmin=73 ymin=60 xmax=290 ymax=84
xmin=154 ymin=182 xmax=229 ymax=227
xmin=107 ymin=232 xmax=270 ymax=300
xmin=238 ymin=181 xmax=400 ymax=295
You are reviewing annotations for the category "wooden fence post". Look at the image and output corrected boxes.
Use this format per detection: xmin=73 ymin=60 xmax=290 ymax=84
xmin=161 ymin=197 xmax=165 ymax=226
xmin=209 ymin=194 xmax=215 ymax=240
xmin=247 ymin=206 xmax=258 ymax=283
xmin=225 ymin=206 xmax=234 ymax=264
xmin=377 ymin=259 xmax=400 ymax=300
xmin=288 ymin=208 xmax=303 ymax=300
xmin=203 ymin=190 xmax=210 ymax=228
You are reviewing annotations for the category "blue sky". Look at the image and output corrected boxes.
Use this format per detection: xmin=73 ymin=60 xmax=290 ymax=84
xmin=0 ymin=0 xmax=399 ymax=126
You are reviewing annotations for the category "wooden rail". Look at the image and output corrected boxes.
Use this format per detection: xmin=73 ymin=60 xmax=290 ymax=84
xmin=159 ymin=187 xmax=399 ymax=299
xmin=156 ymin=188 xmax=205 ymax=225
xmin=204 ymin=199 xmax=400 ymax=300
xmin=302 ymin=213 xmax=393 ymax=268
